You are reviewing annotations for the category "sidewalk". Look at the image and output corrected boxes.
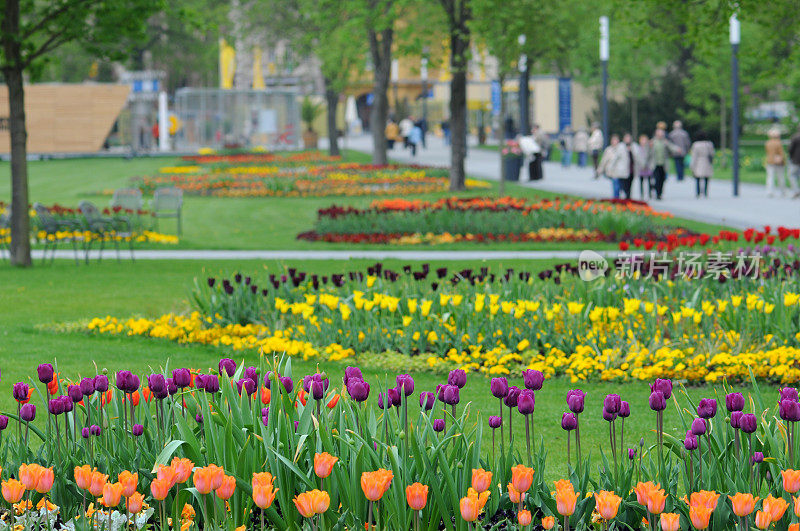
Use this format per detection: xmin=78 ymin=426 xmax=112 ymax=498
xmin=345 ymin=134 xmax=798 ymax=230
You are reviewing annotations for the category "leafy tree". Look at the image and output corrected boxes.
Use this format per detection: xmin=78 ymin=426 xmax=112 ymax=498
xmin=1 ymin=0 xmax=165 ymax=267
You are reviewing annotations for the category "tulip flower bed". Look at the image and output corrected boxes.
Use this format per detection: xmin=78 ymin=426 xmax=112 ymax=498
xmin=84 ymin=252 xmax=800 ymax=384
xmin=181 ymin=149 xmax=343 ymax=166
xmin=5 ymin=359 xmax=800 ymax=531
xmin=296 ymin=197 xmax=685 ymax=245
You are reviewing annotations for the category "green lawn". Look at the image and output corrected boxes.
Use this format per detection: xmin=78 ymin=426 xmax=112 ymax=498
xmin=0 ymin=257 xmax=757 ymax=480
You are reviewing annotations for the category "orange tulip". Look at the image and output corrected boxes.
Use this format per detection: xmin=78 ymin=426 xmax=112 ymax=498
xmin=361 ymin=469 xmax=393 ymax=501
xmin=171 ymin=458 xmax=194 ymax=483
xmin=150 ymin=478 xmax=171 ymax=500
xmin=660 ymin=512 xmax=680 ymax=531
xmin=754 ymin=510 xmax=771 ymax=529
xmin=297 ymin=389 xmax=308 ymax=406
xmin=460 ymin=493 xmax=481 ymax=522
xmin=310 ymin=489 xmax=330 ymax=514
xmin=294 ymin=490 xmax=329 ymax=517
xmin=19 ymin=464 xmax=42 ymax=491
xmin=216 ymin=475 xmax=236 ymax=500
xmin=118 ymin=471 xmax=138 ymax=498
xmin=207 ymin=464 xmax=225 ymax=490
xmin=689 ymin=491 xmax=720 ymax=510
xmin=511 ymin=464 xmax=534 ymax=492
xmin=127 ymin=492 xmax=145 ymax=514
xmin=157 ymin=464 xmax=178 ymax=488
xmin=252 ymin=472 xmax=275 ymax=488
xmin=784 ymin=470 xmax=800 ymax=494
xmin=471 ymin=469 xmax=492 ymax=493
xmin=555 ymin=483 xmax=578 ymax=517
xmin=47 ymin=377 xmax=58 ymax=396
xmin=595 ymin=490 xmax=622 ymax=520
xmin=518 ymin=510 xmax=532 ymax=526
xmin=763 ymin=494 xmax=790 ymax=522
xmin=2 ymin=479 xmax=24 ymax=503
xmin=35 ymin=467 xmax=54 ymax=494
xmin=795 ymin=496 xmax=800 ymax=518
xmin=541 ymin=516 xmax=555 ymax=530
xmin=405 ymin=482 xmax=429 ymax=511
xmin=634 ymin=481 xmax=660 ymax=506
xmin=253 ymin=482 xmax=278 ymax=510
xmin=689 ymin=504 xmax=713 ymax=530
xmin=790 ymin=524 xmax=800 ymax=531
xmin=193 ymin=467 xmax=214 ymax=495
xmin=74 ymin=465 xmax=94 ymax=491
xmin=102 ymin=482 xmax=124 ymax=507
xmin=327 ymin=393 xmax=340 ymax=409
xmin=314 ymin=452 xmax=338 ymax=478
xmin=647 ymin=488 xmax=668 ymax=515
xmin=729 ymin=493 xmax=758 ymax=517
xmin=89 ymin=471 xmax=109 ymax=497
xmin=142 ymin=387 xmax=152 ymax=403
xmin=553 ymin=479 xmax=573 ymax=493
xmin=508 ymin=483 xmax=524 ymax=504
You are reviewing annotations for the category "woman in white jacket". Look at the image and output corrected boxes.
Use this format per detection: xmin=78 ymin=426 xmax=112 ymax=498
xmin=598 ymin=134 xmax=628 ymax=198
xmin=689 ymin=130 xmax=715 ymax=198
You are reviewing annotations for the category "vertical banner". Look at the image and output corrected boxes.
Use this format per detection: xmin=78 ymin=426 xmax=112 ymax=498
xmin=490 ymin=80 xmax=501 ymax=117
xmin=558 ymin=77 xmax=572 ymax=131
xmin=219 ymin=38 xmax=236 ymax=89
xmin=252 ymin=46 xmax=265 ymax=90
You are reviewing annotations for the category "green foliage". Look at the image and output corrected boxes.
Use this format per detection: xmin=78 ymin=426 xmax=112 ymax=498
xmin=301 ymin=96 xmax=324 ymax=131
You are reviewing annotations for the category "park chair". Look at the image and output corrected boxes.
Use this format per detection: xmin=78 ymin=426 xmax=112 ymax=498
xmin=79 ymin=200 xmax=135 ymax=263
xmin=33 ymin=203 xmax=81 ymax=265
xmin=0 ymin=205 xmax=9 ymax=262
xmin=111 ymin=188 xmax=144 ymax=226
xmin=152 ymin=187 xmax=183 ymax=235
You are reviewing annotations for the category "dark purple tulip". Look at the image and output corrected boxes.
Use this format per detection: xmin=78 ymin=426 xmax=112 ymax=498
xmin=377 ymin=392 xmax=390 ymax=410
xmin=204 ymin=374 xmax=220 ymax=393
xmin=94 ymin=375 xmax=109 ymax=393
xmin=172 ymin=369 xmax=191 ymax=388
xmin=218 ymin=358 xmax=236 ymax=378
xmin=302 ymin=375 xmax=315 ymax=392
xmin=603 ymin=394 xmax=621 ymax=415
xmin=740 ymin=413 xmax=757 ymax=434
xmin=751 ymin=452 xmax=764 ymax=464
xmin=780 ymin=387 xmax=799 ymax=402
xmin=244 ymin=366 xmax=259 ymax=385
xmin=442 ymin=385 xmax=459 ymax=405
xmin=447 ymin=369 xmax=466 ymax=389
xmin=116 ymin=370 xmax=133 ymax=392
xmin=20 ymin=403 xmax=35 ymax=422
xmin=648 ymin=391 xmax=666 ymax=411
xmin=48 ymin=398 xmax=63 ymax=415
xmin=132 ymin=424 xmax=144 ymax=437
xmin=517 ymin=390 xmax=535 ymax=415
xmin=0 ymin=416 xmax=9 ymax=430
xmin=80 ymin=377 xmax=95 ymax=396
xmin=690 ymin=417 xmax=707 ymax=436
xmin=347 ymin=379 xmax=370 ymax=402
xmin=60 ymin=396 xmax=73 ymax=413
xmin=504 ymin=386 xmax=521 ymax=408
xmin=166 ymin=378 xmax=177 ymax=395
xmin=561 ymin=412 xmax=577 ymax=431
xmin=619 ymin=401 xmax=630 ymax=418
xmin=396 ymin=374 xmax=414 ymax=396
xmin=280 ymin=377 xmax=294 ymax=394
xmin=90 ymin=424 xmax=101 ymax=436
xmin=261 ymin=414 xmax=269 ymax=427
xmin=726 ymin=392 xmax=745 ymax=412
xmin=294 ymin=421 xmax=299 ymax=432
xmin=388 ymin=387 xmax=402 ymax=407
xmin=148 ymin=374 xmax=166 ymax=394
xmin=436 ymin=384 xmax=446 ymax=402
xmin=419 ymin=392 xmax=435 ymax=411
xmin=567 ymin=389 xmax=585 ymax=414
xmin=489 ymin=416 xmax=502 ymax=429
xmin=37 ymin=363 xmax=54 ymax=384
xmin=264 ymin=371 xmax=278 ymax=389
xmin=602 ymin=408 xmax=617 ymax=422
xmin=433 ymin=419 xmax=445 ymax=432
xmin=730 ymin=411 xmax=743 ymax=429
xmin=311 ymin=380 xmax=324 ymax=401
xmin=522 ymin=369 xmax=544 ymax=391
xmin=12 ymin=382 xmax=29 ymax=402
xmin=651 ymin=379 xmax=673 ymax=400
xmin=490 ymin=377 xmax=509 ymax=399
xmin=194 ymin=374 xmax=207 ymax=391
xmin=129 ymin=374 xmax=140 ymax=392
xmin=684 ymin=432 xmax=698 ymax=451
xmin=780 ymin=399 xmax=800 ymax=421
xmin=196 ymin=413 xmax=204 ymax=424
xmin=628 ymin=448 xmax=637 ymax=460
xmin=68 ymin=384 xmax=82 ymax=403
xmin=236 ymin=378 xmax=256 ymax=396
xmin=82 ymin=427 xmax=91 ymax=439
xmin=697 ymin=398 xmax=717 ymax=419
xmin=343 ymin=366 xmax=363 ymax=387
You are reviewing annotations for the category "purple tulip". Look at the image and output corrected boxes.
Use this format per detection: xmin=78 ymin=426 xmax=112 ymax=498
xmin=264 ymin=371 xmax=278 ymax=389
xmin=311 ymin=380 xmax=325 ymax=401
xmin=48 ymin=398 xmax=63 ymax=415
xmin=79 ymin=377 xmax=95 ymax=396
xmin=302 ymin=375 xmax=315 ymax=392
xmin=751 ymin=452 xmax=764 ymax=464
xmin=195 ymin=374 xmax=207 ymax=391
xmin=343 ymin=366 xmax=363 ymax=387
xmin=489 ymin=416 xmax=502 ymax=429
xmin=436 ymin=384 xmax=446 ymax=402
xmin=697 ymin=398 xmax=717 ymax=419
xmin=166 ymin=378 xmax=177 ymax=395
xmin=522 ymin=369 xmax=544 ymax=391
xmin=244 ymin=366 xmax=259 ymax=385
xmin=433 ymin=419 xmax=445 ymax=432
xmin=12 ymin=382 xmax=29 ymax=402
xmin=419 ymin=392 xmax=435 ymax=411
xmin=780 ymin=387 xmax=799 ymax=402
xmin=218 ymin=358 xmax=236 ymax=377
xmin=567 ymin=389 xmax=585 ymax=414
xmin=649 ymin=391 xmax=666 ymax=411
xmin=619 ymin=401 xmax=630 ymax=418
xmin=0 ymin=416 xmax=9 ymax=430
xmin=517 ymin=390 xmax=535 ymax=415
xmin=94 ymin=375 xmax=109 ymax=393
xmin=196 ymin=413 xmax=204 ymax=424
xmin=172 ymin=368 xmax=191 ymax=388
xmin=81 ymin=427 xmax=91 ymax=438
xmin=37 ymin=363 xmax=54 ymax=384
xmin=67 ymin=384 xmax=83 ymax=403
xmin=490 ymin=377 xmax=509 ymax=399
xmin=204 ymin=374 xmax=220 ymax=393
xmin=129 ymin=374 xmax=140 ymax=392
xmin=280 ymin=377 xmax=294 ymax=394
xmin=347 ymin=379 xmax=370 ymax=402
xmin=740 ymin=413 xmax=757 ymax=434
xmin=684 ymin=431 xmax=698 ymax=451
xmin=561 ymin=412 xmax=577 ymax=431
xmin=442 ymin=385 xmax=460 ymax=405
xmin=132 ymin=424 xmax=144 ymax=437
xmin=388 ymin=387 xmax=402 ymax=407
xmin=726 ymin=392 xmax=745 ymax=412
xmin=396 ymin=374 xmax=414 ymax=396
xmin=20 ymin=403 xmax=35 ymax=422
xmin=602 ymin=407 xmax=617 ymax=422
xmin=60 ymin=396 xmax=73 ymax=413
xmin=148 ymin=374 xmax=166 ymax=394
xmin=780 ymin=399 xmax=800 ymax=421
xmin=651 ymin=379 xmax=673 ymax=400
xmin=603 ymin=394 xmax=621 ymax=415
xmin=294 ymin=421 xmax=300 ymax=432
xmin=690 ymin=417 xmax=707 ymax=436
xmin=116 ymin=370 xmax=133 ymax=392
xmin=236 ymin=378 xmax=256 ymax=396
xmin=504 ymin=386 xmax=521 ymax=408
xmin=447 ymin=369 xmax=466 ymax=389
xmin=731 ymin=410 xmax=744 ymax=429
xmin=90 ymin=424 xmax=101 ymax=436
xmin=628 ymin=448 xmax=637 ymax=460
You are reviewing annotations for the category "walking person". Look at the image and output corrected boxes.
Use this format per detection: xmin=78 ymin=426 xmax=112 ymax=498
xmin=635 ymin=134 xmax=654 ymax=199
xmin=520 ymin=132 xmax=543 ymax=181
xmin=651 ymin=128 xmax=671 ymax=200
xmin=573 ymin=127 xmax=589 ymax=168
xmin=559 ymin=126 xmax=574 ymax=167
xmin=689 ymin=130 xmax=714 ymax=198
xmin=503 ymin=116 xmax=516 ymax=140
xmin=385 ymin=118 xmax=400 ymax=149
xmin=441 ymin=118 xmax=451 ymax=146
xmin=597 ymin=134 xmax=628 ymax=198
xmin=620 ymin=133 xmax=641 ymax=199
xmin=789 ymin=125 xmax=800 ymax=197
xmin=588 ymin=122 xmax=604 ymax=178
xmin=399 ymin=115 xmax=414 ymax=150
xmin=408 ymin=121 xmax=422 ymax=156
xmin=668 ymin=120 xmax=691 ymax=181
xmin=418 ymin=117 xmax=428 ymax=149
xmin=765 ymin=127 xmax=789 ymax=197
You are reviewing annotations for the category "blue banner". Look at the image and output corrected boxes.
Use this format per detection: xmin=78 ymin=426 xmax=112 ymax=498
xmin=558 ymin=78 xmax=572 ymax=131
xmin=490 ymin=81 xmax=501 ymax=117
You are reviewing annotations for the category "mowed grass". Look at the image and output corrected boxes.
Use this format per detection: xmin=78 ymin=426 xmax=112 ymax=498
xmin=0 ymin=257 xmax=759 ymax=480
xmin=0 ymin=153 xmax=728 ymax=251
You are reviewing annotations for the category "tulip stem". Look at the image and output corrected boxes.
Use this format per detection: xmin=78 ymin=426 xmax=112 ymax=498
xmin=367 ymin=500 xmax=373 ymax=531
xmin=525 ymin=415 xmax=532 ymax=467
xmin=499 ymin=400 xmax=505 ymax=456
xmin=567 ymin=431 xmax=571 ymax=468
xmin=508 ymin=404 xmax=513 ymax=445
xmin=619 ymin=417 xmax=625 ymax=460
xmin=564 ymin=514 xmax=569 ymax=531
xmin=492 ymin=430 xmax=496 ymax=464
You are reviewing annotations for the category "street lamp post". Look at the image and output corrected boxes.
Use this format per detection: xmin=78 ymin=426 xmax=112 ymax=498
xmin=421 ymin=56 xmax=428 ymax=123
xmin=518 ymin=34 xmax=530 ymax=136
xmin=391 ymin=58 xmax=399 ymax=118
xmin=599 ymin=16 xmax=609 ymax=148
xmin=730 ymin=13 xmax=741 ymax=197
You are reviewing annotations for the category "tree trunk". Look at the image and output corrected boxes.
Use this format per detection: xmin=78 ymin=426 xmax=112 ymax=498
xmin=324 ymin=82 xmax=340 ymax=157
xmin=631 ymin=95 xmax=638 ymax=139
xmin=498 ymin=74 xmax=506 ymax=196
xmin=446 ymin=2 xmax=471 ymax=191
xmin=2 ymin=0 xmax=32 ymax=267
xmin=368 ymin=24 xmax=392 ymax=165
xmin=719 ymin=91 xmax=727 ymax=167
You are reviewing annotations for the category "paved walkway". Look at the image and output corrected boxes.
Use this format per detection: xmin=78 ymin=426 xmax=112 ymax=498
xmin=345 ymin=134 xmax=798 ymax=230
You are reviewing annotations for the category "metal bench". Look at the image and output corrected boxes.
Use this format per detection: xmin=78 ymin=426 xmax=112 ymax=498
xmin=79 ymin=200 xmax=135 ymax=263
xmin=33 ymin=203 xmax=81 ymax=264
xmin=152 ymin=187 xmax=183 ymax=235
